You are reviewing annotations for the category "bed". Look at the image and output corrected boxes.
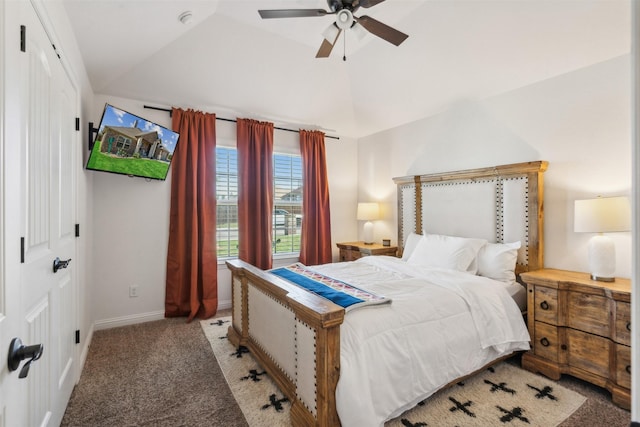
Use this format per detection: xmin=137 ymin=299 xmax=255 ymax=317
xmin=226 ymin=160 xmax=548 ymax=426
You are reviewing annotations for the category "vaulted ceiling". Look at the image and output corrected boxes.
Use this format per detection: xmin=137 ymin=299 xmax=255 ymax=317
xmin=62 ymin=0 xmax=630 ymax=138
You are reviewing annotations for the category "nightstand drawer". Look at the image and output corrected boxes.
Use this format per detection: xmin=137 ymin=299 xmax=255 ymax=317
xmin=567 ymin=291 xmax=609 ymax=337
xmin=339 ymin=249 xmax=362 ymax=262
xmin=567 ymin=329 xmax=609 ymax=378
xmin=615 ymin=344 xmax=631 ymax=389
xmin=615 ymin=301 xmax=631 ymax=346
xmin=533 ymin=321 xmax=559 ymax=362
xmin=534 ymin=287 xmax=558 ymax=325
xmin=360 ymin=247 xmax=397 ymax=257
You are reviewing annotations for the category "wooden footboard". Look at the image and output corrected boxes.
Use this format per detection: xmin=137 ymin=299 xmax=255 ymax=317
xmin=226 ymin=259 xmax=344 ymax=427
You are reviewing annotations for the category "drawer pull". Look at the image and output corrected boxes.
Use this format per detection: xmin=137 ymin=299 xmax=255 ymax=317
xmin=626 ymin=322 xmax=631 ymax=331
xmin=540 ymin=301 xmax=550 ymax=310
xmin=540 ymin=337 xmax=550 ymax=347
xmin=626 ymin=365 xmax=631 ymax=374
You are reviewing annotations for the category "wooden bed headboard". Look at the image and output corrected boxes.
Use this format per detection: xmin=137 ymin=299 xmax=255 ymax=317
xmin=392 ymin=161 xmax=548 ymax=275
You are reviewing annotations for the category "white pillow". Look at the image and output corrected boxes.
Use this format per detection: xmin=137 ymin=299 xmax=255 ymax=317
xmin=407 ymin=233 xmax=487 ymax=273
xmin=401 ymin=232 xmax=422 ymax=261
xmin=477 ymin=241 xmax=521 ymax=284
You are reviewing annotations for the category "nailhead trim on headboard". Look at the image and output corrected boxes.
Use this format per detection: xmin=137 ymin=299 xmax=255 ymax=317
xmin=393 ymin=161 xmax=547 ymax=273
xmin=496 ymin=178 xmax=504 ymax=243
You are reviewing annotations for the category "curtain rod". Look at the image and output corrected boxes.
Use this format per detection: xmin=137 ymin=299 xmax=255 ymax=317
xmin=143 ymin=105 xmax=339 ymax=140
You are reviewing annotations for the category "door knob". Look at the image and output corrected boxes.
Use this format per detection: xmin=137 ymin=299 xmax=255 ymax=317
xmin=53 ymin=257 xmax=71 ymax=273
xmin=8 ymin=338 xmax=43 ymax=379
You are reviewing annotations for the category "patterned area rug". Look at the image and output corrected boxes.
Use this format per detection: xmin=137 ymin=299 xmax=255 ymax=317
xmin=201 ymin=317 xmax=586 ymax=427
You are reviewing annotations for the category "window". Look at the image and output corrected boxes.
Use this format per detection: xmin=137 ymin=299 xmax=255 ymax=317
xmin=216 ymin=147 xmax=239 ymax=258
xmin=215 ymin=147 xmax=303 ymax=258
xmin=273 ymin=153 xmax=303 ymax=254
xmin=115 ymin=136 xmax=131 ymax=151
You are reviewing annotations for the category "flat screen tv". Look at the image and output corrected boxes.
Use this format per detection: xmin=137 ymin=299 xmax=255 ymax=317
xmin=86 ymin=104 xmax=179 ymax=181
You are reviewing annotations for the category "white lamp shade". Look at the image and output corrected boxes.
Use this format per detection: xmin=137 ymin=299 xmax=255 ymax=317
xmin=322 ymin=23 xmax=340 ymax=43
xmin=574 ymin=196 xmax=631 ymax=233
xmin=351 ymin=22 xmax=367 ymax=41
xmin=574 ymin=196 xmax=630 ymax=282
xmin=357 ymin=202 xmax=379 ymax=221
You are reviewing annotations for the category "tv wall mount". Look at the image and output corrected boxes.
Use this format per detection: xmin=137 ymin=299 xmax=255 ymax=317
xmin=88 ymin=122 xmax=98 ymax=151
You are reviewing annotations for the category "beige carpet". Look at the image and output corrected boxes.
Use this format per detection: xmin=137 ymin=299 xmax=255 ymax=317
xmin=202 ymin=317 xmax=587 ymax=427
xmin=62 ymin=318 xmax=248 ymax=427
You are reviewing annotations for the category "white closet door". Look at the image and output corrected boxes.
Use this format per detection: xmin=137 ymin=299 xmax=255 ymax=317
xmin=1 ymin=1 xmax=78 ymax=425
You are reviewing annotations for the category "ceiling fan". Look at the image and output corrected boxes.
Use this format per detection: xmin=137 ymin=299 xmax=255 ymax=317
xmin=258 ymin=0 xmax=409 ymax=59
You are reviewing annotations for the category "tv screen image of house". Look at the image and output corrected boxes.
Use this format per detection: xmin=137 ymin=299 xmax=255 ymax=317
xmin=86 ymin=104 xmax=180 ymax=181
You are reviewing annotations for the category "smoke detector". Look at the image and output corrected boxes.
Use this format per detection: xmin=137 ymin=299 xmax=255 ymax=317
xmin=179 ymin=11 xmax=194 ymax=25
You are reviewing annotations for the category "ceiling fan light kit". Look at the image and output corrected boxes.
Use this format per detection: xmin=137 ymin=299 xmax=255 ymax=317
xmin=322 ymin=23 xmax=341 ymax=43
xmin=258 ymin=0 xmax=408 ymax=58
xmin=351 ymin=22 xmax=367 ymax=41
xmin=335 ymin=9 xmax=354 ymax=30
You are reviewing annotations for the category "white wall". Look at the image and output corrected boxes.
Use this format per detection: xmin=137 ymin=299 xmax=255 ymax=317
xmin=358 ymin=55 xmax=632 ymax=278
xmin=90 ymin=94 xmax=358 ymax=326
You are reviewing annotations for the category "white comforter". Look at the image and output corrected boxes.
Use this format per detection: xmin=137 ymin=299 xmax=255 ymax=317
xmin=309 ymin=256 xmax=531 ymax=427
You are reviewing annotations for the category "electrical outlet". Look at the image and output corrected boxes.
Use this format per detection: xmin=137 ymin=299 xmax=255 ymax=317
xmin=129 ymin=285 xmax=139 ymax=298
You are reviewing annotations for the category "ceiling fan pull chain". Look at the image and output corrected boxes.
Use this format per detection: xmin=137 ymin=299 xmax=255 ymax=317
xmin=343 ymin=29 xmax=347 ymax=61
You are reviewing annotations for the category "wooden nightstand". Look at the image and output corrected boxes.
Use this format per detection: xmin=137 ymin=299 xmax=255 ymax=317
xmin=520 ymin=268 xmax=631 ymax=409
xmin=336 ymin=241 xmax=398 ymax=261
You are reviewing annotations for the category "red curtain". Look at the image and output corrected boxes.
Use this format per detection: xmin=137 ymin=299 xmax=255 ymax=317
xmin=237 ymin=118 xmax=274 ymax=270
xmin=299 ymin=130 xmax=332 ymax=265
xmin=165 ymin=108 xmax=218 ymax=321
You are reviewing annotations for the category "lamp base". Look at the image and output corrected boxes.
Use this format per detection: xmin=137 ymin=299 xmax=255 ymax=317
xmin=590 ymin=274 xmax=615 ymax=282
xmin=363 ymin=221 xmax=374 ymax=245
xmin=588 ymin=235 xmax=616 ymax=283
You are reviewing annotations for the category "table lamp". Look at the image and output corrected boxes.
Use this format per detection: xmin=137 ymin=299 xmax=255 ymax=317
xmin=357 ymin=202 xmax=379 ymax=245
xmin=574 ymin=196 xmax=630 ymax=282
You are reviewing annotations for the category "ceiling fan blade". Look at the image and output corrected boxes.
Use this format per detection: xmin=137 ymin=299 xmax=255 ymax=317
xmin=258 ymin=9 xmax=330 ymax=19
xmin=356 ymin=15 xmax=408 ymax=46
xmin=316 ymin=28 xmax=342 ymax=58
xmin=358 ymin=0 xmax=386 ymax=8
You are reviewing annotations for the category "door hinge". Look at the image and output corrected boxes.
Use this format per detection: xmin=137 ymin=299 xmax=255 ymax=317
xmin=75 ymin=330 xmax=80 ymax=345
xmin=75 ymin=117 xmax=80 ymax=131
xmin=20 ymin=237 xmax=24 ymax=263
xmin=20 ymin=25 xmax=26 ymax=52
xmin=75 ymin=223 xmax=80 ymax=237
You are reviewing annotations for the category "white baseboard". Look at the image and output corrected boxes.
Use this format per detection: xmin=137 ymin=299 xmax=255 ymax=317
xmin=93 ymin=301 xmax=232 ymax=331
xmin=93 ymin=310 xmax=165 ymax=331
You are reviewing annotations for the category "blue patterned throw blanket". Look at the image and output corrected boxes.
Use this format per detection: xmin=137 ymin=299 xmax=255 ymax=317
xmin=270 ymin=263 xmax=390 ymax=311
